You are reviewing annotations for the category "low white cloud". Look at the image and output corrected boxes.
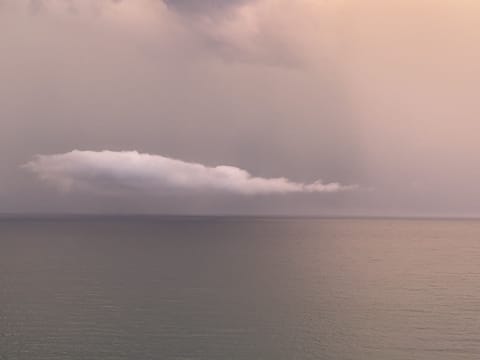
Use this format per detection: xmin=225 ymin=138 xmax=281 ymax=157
xmin=24 ymin=150 xmax=357 ymax=196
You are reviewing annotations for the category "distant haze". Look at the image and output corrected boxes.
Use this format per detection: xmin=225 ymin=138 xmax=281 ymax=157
xmin=1 ymin=0 xmax=480 ymax=216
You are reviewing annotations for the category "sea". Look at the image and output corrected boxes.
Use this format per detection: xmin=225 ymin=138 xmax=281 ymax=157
xmin=1 ymin=216 xmax=480 ymax=359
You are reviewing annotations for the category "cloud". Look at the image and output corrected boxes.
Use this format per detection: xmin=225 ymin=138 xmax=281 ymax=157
xmin=172 ymin=0 xmax=339 ymax=67
xmin=164 ymin=0 xmax=251 ymax=14
xmin=2 ymin=0 xmax=338 ymax=67
xmin=24 ymin=151 xmax=357 ymax=196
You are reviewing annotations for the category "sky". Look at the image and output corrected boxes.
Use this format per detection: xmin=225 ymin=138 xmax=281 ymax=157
xmin=1 ymin=0 xmax=480 ymax=216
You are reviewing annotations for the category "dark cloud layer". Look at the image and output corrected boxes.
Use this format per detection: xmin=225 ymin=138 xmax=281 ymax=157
xmin=28 ymin=0 xmax=44 ymax=13
xmin=164 ymin=0 xmax=251 ymax=13
xmin=23 ymin=0 xmax=251 ymax=16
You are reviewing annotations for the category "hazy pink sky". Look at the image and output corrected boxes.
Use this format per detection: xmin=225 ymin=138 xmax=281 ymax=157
xmin=1 ymin=0 xmax=480 ymax=216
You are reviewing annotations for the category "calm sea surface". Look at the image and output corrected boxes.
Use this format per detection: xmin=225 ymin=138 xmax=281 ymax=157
xmin=1 ymin=217 xmax=480 ymax=359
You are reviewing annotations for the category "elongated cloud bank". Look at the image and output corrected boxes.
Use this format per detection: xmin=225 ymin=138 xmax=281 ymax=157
xmin=24 ymin=151 xmax=356 ymax=196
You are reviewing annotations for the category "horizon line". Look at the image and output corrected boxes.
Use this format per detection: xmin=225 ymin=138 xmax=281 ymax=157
xmin=2 ymin=212 xmax=480 ymax=221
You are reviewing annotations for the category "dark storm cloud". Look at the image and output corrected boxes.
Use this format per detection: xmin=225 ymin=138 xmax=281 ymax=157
xmin=164 ymin=0 xmax=252 ymax=13
xmin=28 ymin=0 xmax=44 ymax=14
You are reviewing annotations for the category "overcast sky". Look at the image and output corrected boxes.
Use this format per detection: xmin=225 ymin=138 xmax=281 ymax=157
xmin=1 ymin=0 xmax=480 ymax=216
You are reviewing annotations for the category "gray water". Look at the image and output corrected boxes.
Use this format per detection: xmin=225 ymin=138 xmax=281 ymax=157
xmin=1 ymin=217 xmax=480 ymax=359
